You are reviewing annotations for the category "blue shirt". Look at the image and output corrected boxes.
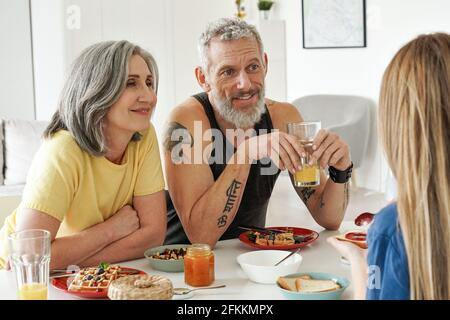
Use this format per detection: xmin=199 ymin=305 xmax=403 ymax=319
xmin=366 ymin=203 xmax=410 ymax=299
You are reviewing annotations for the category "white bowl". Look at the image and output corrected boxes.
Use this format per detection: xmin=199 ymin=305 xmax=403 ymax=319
xmin=237 ymin=250 xmax=303 ymax=284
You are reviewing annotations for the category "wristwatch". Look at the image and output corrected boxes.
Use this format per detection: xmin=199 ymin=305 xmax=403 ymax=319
xmin=329 ymin=162 xmax=353 ymax=184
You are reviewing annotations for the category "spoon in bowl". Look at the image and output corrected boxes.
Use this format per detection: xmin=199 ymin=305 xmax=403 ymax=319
xmin=173 ymin=284 xmax=226 ymax=295
xmin=274 ymin=248 xmax=301 ymax=266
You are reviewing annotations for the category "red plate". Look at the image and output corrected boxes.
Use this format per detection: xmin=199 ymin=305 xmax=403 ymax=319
xmin=238 ymin=226 xmax=319 ymax=250
xmin=345 ymin=232 xmax=367 ymax=241
xmin=51 ymin=267 xmax=146 ymax=299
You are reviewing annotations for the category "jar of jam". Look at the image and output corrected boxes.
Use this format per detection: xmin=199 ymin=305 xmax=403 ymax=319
xmin=184 ymin=243 xmax=215 ymax=287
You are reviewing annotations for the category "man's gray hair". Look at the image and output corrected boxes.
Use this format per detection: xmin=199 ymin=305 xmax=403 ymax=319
xmin=198 ymin=18 xmax=264 ymax=71
xmin=44 ymin=40 xmax=159 ymax=156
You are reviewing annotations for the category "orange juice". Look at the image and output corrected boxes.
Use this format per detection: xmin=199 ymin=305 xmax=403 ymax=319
xmin=18 ymin=283 xmax=48 ymax=300
xmin=294 ymin=164 xmax=320 ymax=186
xmin=293 ymin=139 xmax=320 ymax=187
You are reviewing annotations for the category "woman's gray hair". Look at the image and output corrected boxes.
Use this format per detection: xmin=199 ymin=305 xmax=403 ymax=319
xmin=198 ymin=18 xmax=264 ymax=72
xmin=44 ymin=40 xmax=159 ymax=156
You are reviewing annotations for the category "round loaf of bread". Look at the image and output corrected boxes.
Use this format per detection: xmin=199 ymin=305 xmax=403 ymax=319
xmin=108 ymin=275 xmax=173 ymax=300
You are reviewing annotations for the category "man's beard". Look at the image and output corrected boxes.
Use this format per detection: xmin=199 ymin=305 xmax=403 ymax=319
xmin=211 ymin=87 xmax=266 ymax=129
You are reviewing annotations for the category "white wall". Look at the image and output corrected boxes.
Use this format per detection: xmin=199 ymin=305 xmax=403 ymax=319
xmin=277 ymin=0 xmax=450 ymax=192
xmin=0 ymin=0 xmax=34 ymax=120
xmin=31 ymin=0 xmax=66 ymax=121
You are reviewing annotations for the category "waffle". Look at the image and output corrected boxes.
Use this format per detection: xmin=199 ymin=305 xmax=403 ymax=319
xmin=68 ymin=264 xmax=121 ymax=292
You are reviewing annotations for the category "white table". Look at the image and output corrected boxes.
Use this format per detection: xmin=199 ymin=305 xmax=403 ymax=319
xmin=0 ymin=222 xmax=359 ymax=300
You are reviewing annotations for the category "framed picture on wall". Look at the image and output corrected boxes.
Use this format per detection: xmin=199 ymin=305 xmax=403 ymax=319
xmin=302 ymin=0 xmax=366 ymax=49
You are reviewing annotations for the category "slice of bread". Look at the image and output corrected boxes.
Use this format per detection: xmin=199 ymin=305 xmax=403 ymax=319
xmin=277 ymin=275 xmax=311 ymax=291
xmin=295 ymin=278 xmax=340 ymax=293
xmin=277 ymin=277 xmax=297 ymax=291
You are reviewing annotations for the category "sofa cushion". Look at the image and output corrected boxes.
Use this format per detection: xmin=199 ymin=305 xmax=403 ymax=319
xmin=3 ymin=119 xmax=49 ymax=186
xmin=0 ymin=184 xmax=24 ymax=197
xmin=0 ymin=120 xmax=4 ymax=185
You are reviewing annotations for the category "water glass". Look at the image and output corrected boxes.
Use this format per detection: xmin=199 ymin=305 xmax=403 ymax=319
xmin=8 ymin=229 xmax=51 ymax=300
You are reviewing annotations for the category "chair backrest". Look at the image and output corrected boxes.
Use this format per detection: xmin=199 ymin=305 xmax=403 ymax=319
xmin=291 ymin=94 xmax=372 ymax=169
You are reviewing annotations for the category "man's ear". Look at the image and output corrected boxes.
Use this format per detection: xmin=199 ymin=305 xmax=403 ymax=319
xmin=263 ymin=53 xmax=269 ymax=76
xmin=195 ymin=66 xmax=211 ymax=92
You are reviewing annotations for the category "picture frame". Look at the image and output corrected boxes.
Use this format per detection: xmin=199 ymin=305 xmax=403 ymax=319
xmin=302 ymin=0 xmax=367 ymax=49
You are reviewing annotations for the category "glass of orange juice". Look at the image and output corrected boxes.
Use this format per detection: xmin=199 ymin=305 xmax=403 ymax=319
xmin=287 ymin=121 xmax=321 ymax=187
xmin=8 ymin=229 xmax=51 ymax=300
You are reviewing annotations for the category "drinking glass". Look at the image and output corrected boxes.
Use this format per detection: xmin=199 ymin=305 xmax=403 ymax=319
xmin=287 ymin=121 xmax=321 ymax=187
xmin=8 ymin=229 xmax=51 ymax=300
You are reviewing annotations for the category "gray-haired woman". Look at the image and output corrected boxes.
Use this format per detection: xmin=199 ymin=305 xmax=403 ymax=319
xmin=0 ymin=40 xmax=167 ymax=270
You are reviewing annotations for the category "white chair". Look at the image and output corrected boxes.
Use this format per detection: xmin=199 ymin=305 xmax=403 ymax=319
xmin=291 ymin=94 xmax=372 ymax=187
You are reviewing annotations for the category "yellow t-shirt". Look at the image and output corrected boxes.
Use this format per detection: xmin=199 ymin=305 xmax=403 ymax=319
xmin=0 ymin=124 xmax=165 ymax=268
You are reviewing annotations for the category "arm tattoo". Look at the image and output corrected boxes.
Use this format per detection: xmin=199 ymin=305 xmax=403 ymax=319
xmin=217 ymin=179 xmax=242 ymax=228
xmin=319 ymin=194 xmax=325 ymax=209
xmin=343 ymin=182 xmax=349 ymax=212
xmin=299 ymin=187 xmax=316 ymax=205
xmin=163 ymin=122 xmax=193 ymax=162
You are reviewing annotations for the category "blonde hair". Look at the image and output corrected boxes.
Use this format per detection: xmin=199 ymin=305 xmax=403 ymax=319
xmin=379 ymin=33 xmax=450 ymax=299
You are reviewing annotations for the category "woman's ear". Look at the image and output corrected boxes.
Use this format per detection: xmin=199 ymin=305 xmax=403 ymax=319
xmin=195 ymin=66 xmax=211 ymax=92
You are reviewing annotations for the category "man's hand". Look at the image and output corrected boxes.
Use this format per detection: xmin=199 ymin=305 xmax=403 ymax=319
xmin=310 ymin=130 xmax=351 ymax=171
xmin=238 ymin=131 xmax=304 ymax=174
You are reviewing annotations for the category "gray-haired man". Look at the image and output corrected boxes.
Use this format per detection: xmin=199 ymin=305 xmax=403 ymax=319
xmin=163 ymin=18 xmax=352 ymax=247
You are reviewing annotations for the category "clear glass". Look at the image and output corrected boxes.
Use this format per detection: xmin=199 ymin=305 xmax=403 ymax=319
xmin=184 ymin=244 xmax=215 ymax=287
xmin=8 ymin=229 xmax=51 ymax=300
xmin=287 ymin=121 xmax=322 ymax=187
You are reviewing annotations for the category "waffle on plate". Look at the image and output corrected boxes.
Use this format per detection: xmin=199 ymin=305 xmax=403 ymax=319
xmin=68 ymin=263 xmax=121 ymax=292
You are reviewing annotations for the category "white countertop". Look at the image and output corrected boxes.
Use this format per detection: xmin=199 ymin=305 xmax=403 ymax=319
xmin=0 ymin=222 xmax=361 ymax=300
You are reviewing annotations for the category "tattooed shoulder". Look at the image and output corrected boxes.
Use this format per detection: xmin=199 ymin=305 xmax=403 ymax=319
xmin=266 ymin=99 xmax=276 ymax=107
xmin=163 ymin=121 xmax=193 ymax=152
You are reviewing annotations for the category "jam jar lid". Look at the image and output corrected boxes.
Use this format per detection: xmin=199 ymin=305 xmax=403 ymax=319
xmin=186 ymin=243 xmax=212 ymax=256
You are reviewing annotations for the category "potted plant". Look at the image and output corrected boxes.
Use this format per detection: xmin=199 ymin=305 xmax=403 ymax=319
xmin=257 ymin=0 xmax=274 ymax=20
xmin=235 ymin=0 xmax=246 ymax=19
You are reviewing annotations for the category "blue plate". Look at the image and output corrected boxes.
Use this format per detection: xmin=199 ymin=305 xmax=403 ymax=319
xmin=277 ymin=272 xmax=350 ymax=300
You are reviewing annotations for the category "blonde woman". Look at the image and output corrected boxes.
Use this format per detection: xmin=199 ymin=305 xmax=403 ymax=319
xmin=329 ymin=33 xmax=450 ymax=299
xmin=0 ymin=41 xmax=167 ymax=270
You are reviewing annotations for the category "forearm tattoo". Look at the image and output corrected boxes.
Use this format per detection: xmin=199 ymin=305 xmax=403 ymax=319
xmin=163 ymin=122 xmax=193 ymax=162
xmin=217 ymin=179 xmax=242 ymax=228
xmin=319 ymin=194 xmax=325 ymax=209
xmin=343 ymin=182 xmax=349 ymax=212
xmin=299 ymin=187 xmax=316 ymax=205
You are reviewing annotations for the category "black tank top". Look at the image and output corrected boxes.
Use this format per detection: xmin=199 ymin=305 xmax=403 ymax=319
xmin=164 ymin=92 xmax=280 ymax=244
